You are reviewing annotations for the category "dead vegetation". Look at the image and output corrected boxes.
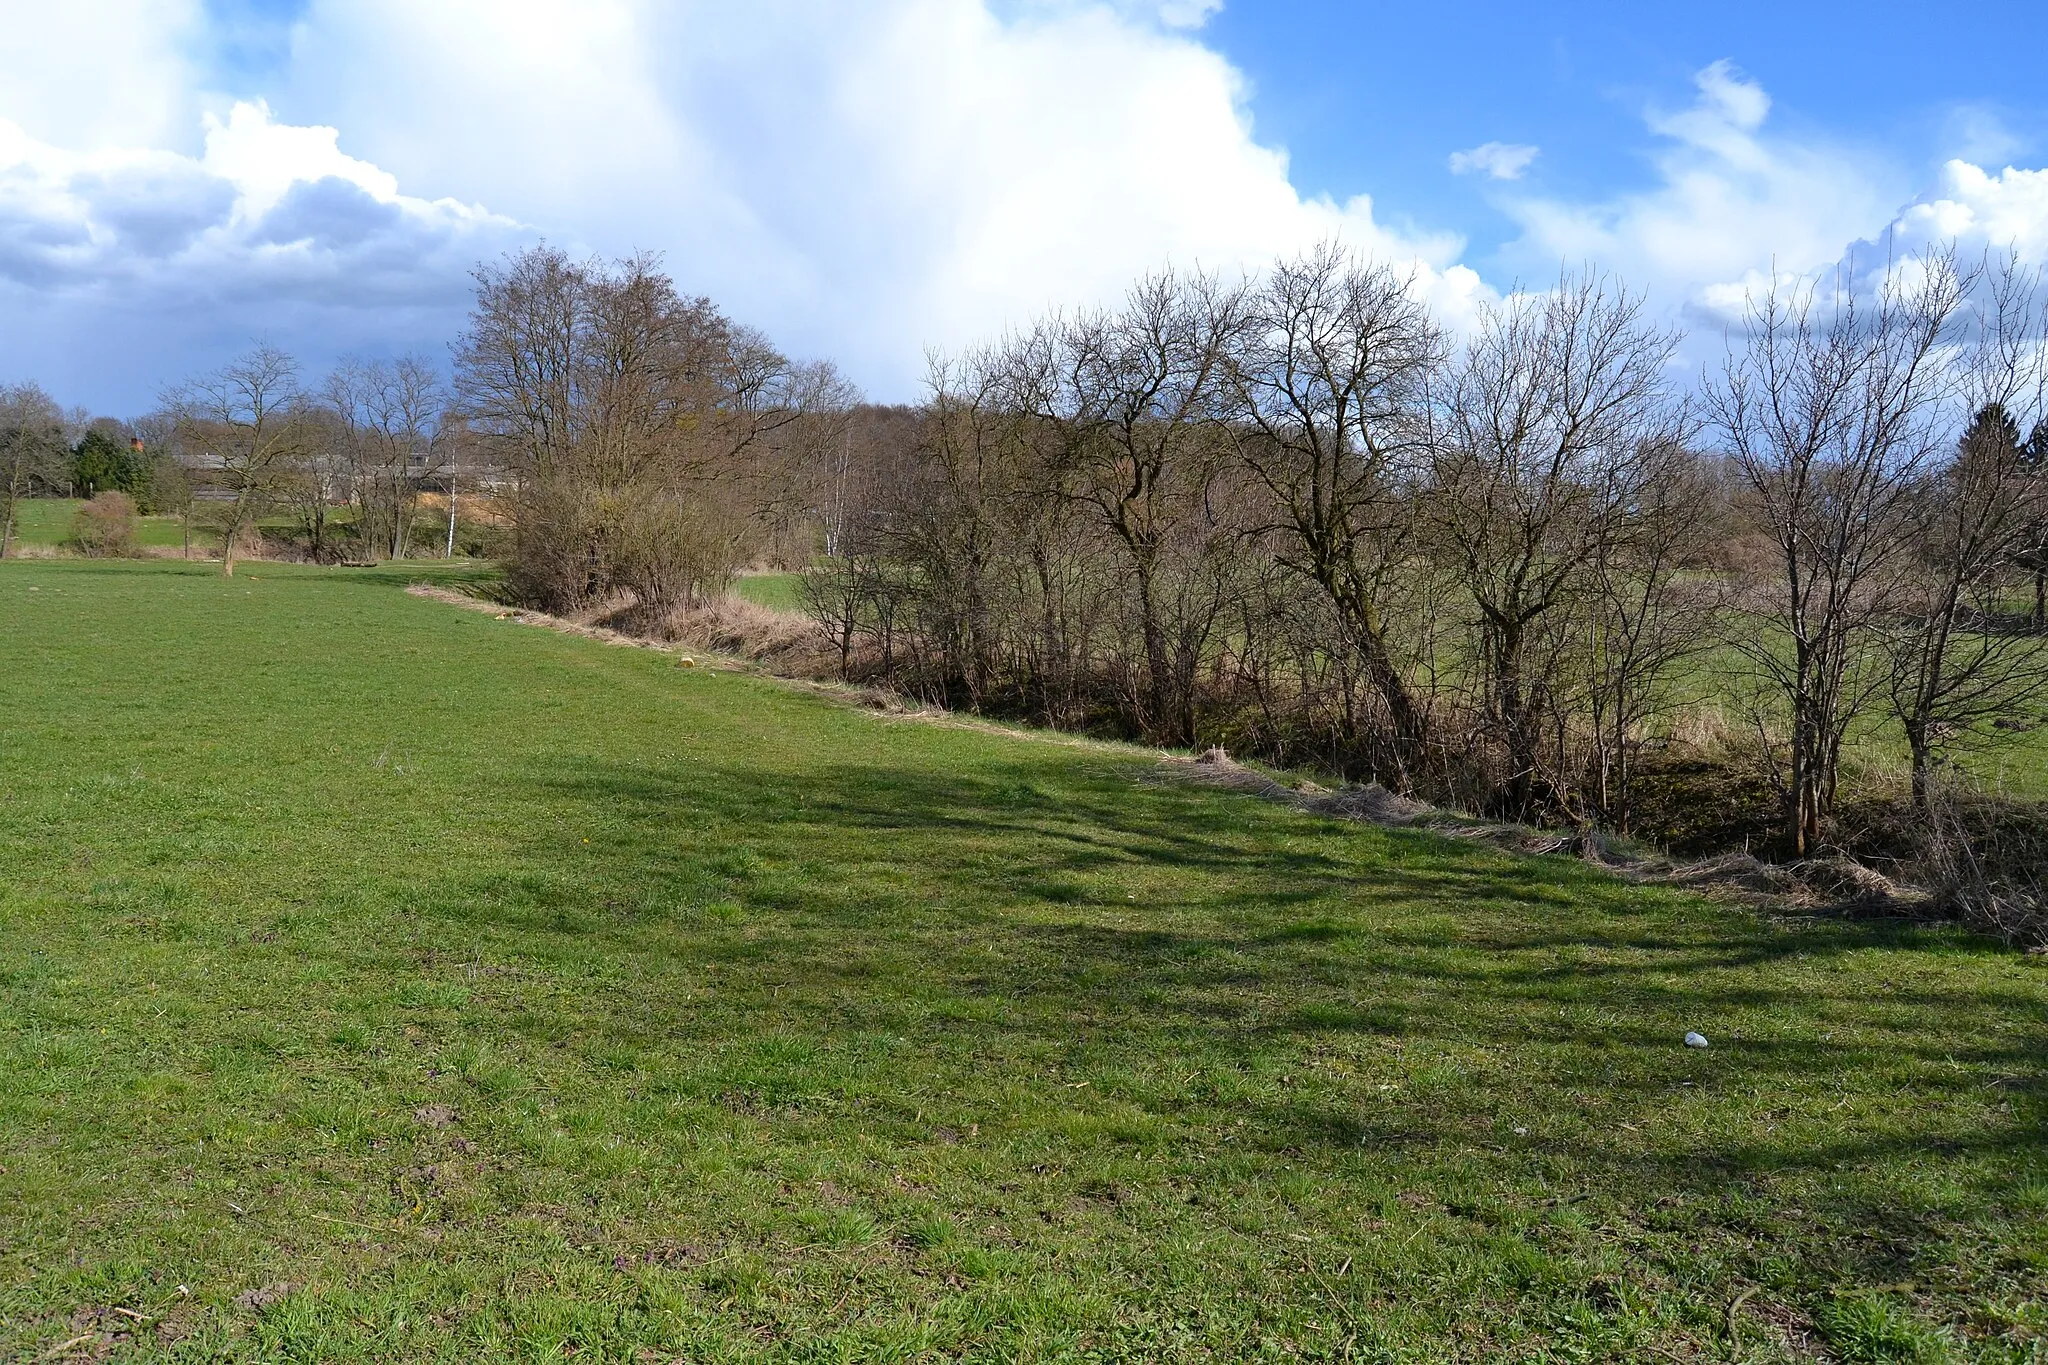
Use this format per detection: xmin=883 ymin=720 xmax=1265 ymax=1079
xmin=1159 ymin=747 xmax=1941 ymax=920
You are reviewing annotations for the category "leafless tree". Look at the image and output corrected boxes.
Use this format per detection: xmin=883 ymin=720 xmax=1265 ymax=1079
xmin=0 ymin=383 xmax=66 ymax=558
xmin=1222 ymin=245 xmax=1445 ymax=787
xmin=1879 ymin=258 xmax=2048 ymax=805
xmin=164 ymin=344 xmax=314 ymax=577
xmin=1576 ymin=448 xmax=1724 ymax=827
xmin=325 ymin=356 xmax=449 ymax=560
xmin=1004 ymin=268 xmax=1246 ymax=743
xmin=456 ymin=246 xmax=841 ymax=615
xmin=2020 ymin=421 xmax=2048 ymax=628
xmin=1431 ymin=272 xmax=1692 ymax=819
xmin=131 ymin=413 xmax=195 ymax=558
xmin=1707 ymin=249 xmax=1975 ymax=853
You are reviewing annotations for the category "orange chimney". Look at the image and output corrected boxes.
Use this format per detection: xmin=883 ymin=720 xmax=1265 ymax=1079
xmin=130 ymin=437 xmax=145 ymax=453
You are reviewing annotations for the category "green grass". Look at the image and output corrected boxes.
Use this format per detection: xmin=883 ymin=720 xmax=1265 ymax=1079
xmin=6 ymin=498 xmax=190 ymax=550
xmin=1 ymin=559 xmax=2043 ymax=1363
xmin=1665 ymin=640 xmax=2048 ymax=803
xmin=730 ymin=571 xmax=804 ymax=613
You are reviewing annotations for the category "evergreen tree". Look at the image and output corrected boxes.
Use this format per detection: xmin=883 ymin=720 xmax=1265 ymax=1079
xmin=2021 ymin=418 xmax=2048 ymax=629
xmin=71 ymin=430 xmax=145 ymax=498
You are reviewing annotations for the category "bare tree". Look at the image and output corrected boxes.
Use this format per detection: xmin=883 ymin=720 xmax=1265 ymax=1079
xmin=130 ymin=413 xmax=195 ymax=558
xmin=0 ymin=383 xmax=66 ymax=558
xmin=326 ymin=356 xmax=448 ymax=561
xmin=456 ymin=246 xmax=837 ymax=615
xmin=1883 ymin=402 xmax=2048 ymax=805
xmin=1707 ymin=250 xmax=1974 ymax=853
xmin=2020 ymin=420 xmax=2048 ymax=628
xmin=1222 ymin=245 xmax=1445 ymax=786
xmin=1877 ymin=259 xmax=2048 ymax=806
xmin=1578 ymin=449 xmax=1724 ymax=827
xmin=165 ymin=344 xmax=313 ymax=577
xmin=1008 ymin=268 xmax=1245 ymax=744
xmin=1431 ymin=273 xmax=1691 ymax=819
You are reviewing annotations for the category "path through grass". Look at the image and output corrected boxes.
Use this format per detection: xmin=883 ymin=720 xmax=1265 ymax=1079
xmin=1 ymin=560 xmax=2043 ymax=1362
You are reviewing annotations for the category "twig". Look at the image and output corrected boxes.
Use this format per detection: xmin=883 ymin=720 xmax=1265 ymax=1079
xmin=36 ymin=1334 xmax=98 ymax=1362
xmin=1726 ymin=1285 xmax=1758 ymax=1346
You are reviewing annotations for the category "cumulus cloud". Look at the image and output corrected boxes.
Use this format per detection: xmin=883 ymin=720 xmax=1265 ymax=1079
xmin=1488 ymin=58 xmax=2048 ymax=339
xmin=1449 ymin=142 xmax=1539 ymax=181
xmin=4 ymin=3 xmax=2048 ymax=412
xmin=0 ymin=101 xmax=524 ymax=307
xmin=0 ymin=0 xmax=204 ymax=150
xmin=260 ymin=0 xmax=1482 ymax=394
xmin=1886 ymin=160 xmax=2048 ymax=257
xmin=1495 ymin=60 xmax=1908 ymax=308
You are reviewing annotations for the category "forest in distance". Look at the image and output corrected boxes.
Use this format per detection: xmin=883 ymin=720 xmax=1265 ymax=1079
xmin=4 ymin=240 xmax=2047 ymax=946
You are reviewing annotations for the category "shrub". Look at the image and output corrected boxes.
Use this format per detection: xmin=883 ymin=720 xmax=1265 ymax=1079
xmin=69 ymin=491 xmax=141 ymax=558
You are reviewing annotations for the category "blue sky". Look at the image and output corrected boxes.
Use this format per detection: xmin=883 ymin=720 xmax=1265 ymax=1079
xmin=1205 ymin=0 xmax=2048 ymax=267
xmin=3 ymin=0 xmax=2047 ymax=412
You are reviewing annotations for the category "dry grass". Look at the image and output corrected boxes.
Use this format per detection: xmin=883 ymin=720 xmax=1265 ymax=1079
xmin=1161 ymin=748 xmax=1939 ymax=920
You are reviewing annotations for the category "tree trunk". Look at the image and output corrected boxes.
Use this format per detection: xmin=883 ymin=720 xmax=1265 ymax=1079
xmin=1908 ymin=720 xmax=1932 ymax=812
xmin=221 ymin=495 xmax=248 ymax=578
xmin=1132 ymin=560 xmax=1177 ymax=745
xmin=1494 ymin=622 xmax=1539 ymax=819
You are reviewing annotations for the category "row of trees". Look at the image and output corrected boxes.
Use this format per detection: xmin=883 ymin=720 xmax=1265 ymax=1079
xmin=13 ymin=242 xmax=2045 ymax=862
xmin=792 ymin=247 xmax=2048 ymax=849
xmin=2 ymin=354 xmax=472 ymax=571
xmin=8 ymin=246 xmax=863 ymax=591
xmin=0 ymin=386 xmax=172 ymax=556
xmin=161 ymin=345 xmax=464 ymax=574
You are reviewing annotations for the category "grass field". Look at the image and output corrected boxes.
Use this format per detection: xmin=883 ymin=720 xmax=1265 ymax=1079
xmin=6 ymin=498 xmax=190 ymax=550
xmin=1663 ymin=642 xmax=2048 ymax=805
xmin=730 ymin=571 xmax=804 ymax=613
xmin=1 ymin=559 xmax=2044 ymax=1363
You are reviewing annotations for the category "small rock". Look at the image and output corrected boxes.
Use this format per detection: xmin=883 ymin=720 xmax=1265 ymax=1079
xmin=1512 ymin=1126 xmax=1529 ymax=1136
xmin=1684 ymin=1032 xmax=1710 ymax=1049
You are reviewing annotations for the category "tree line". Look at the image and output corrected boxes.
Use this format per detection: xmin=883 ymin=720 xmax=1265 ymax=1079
xmin=781 ymin=246 xmax=2048 ymax=859
xmin=6 ymin=242 xmax=2046 ymax=890
xmin=1 ymin=349 xmax=477 ymax=571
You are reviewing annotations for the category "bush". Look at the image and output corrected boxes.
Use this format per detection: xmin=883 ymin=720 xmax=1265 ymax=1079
xmin=70 ymin=491 xmax=141 ymax=557
xmin=507 ymin=482 xmax=737 ymax=620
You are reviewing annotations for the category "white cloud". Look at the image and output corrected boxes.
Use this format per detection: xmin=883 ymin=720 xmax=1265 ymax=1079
xmin=0 ymin=0 xmax=205 ymax=151
xmin=1886 ymin=160 xmax=2048 ymax=257
xmin=3 ymin=6 xmax=2048 ymax=413
xmin=1449 ymin=142 xmax=1539 ymax=181
xmin=263 ymin=0 xmax=1475 ymax=394
xmin=1491 ymin=59 xmax=2048 ymax=339
xmin=0 ymin=90 xmax=529 ymax=404
xmin=0 ymin=101 xmax=524 ymax=306
xmin=1496 ymin=59 xmax=1906 ymax=305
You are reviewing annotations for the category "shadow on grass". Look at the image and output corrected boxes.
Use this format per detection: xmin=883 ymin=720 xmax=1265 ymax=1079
xmin=490 ymin=753 xmax=2047 ymax=1250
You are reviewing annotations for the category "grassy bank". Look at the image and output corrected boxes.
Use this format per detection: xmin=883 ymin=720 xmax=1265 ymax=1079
xmin=0 ymin=559 xmax=2042 ymax=1362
